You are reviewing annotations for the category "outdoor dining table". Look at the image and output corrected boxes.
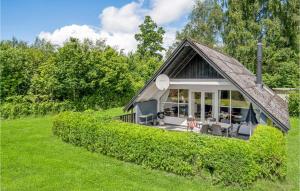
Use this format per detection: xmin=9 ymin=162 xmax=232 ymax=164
xmin=198 ymin=121 xmax=231 ymax=136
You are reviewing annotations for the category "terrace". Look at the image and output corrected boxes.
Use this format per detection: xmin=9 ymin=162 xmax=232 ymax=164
xmin=119 ymin=113 xmax=254 ymax=140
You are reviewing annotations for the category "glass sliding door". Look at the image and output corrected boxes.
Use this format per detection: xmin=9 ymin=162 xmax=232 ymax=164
xmin=219 ymin=90 xmax=230 ymax=122
xmin=204 ymin=92 xmax=214 ymax=120
xmin=178 ymin=89 xmax=189 ymax=118
xmin=193 ymin=92 xmax=201 ymax=120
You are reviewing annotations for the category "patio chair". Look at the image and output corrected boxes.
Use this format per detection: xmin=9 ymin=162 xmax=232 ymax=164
xmin=200 ymin=124 xmax=209 ymax=134
xmin=229 ymin=124 xmax=239 ymax=137
xmin=211 ymin=124 xmax=222 ymax=136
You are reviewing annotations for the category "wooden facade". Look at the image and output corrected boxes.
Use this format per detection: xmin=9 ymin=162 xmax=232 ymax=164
xmin=173 ymin=55 xmax=223 ymax=79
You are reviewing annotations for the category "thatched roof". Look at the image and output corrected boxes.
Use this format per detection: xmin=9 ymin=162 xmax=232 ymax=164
xmin=124 ymin=39 xmax=290 ymax=132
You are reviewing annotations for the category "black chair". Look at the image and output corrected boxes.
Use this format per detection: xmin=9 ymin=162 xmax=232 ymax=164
xmin=229 ymin=124 xmax=239 ymax=137
xmin=200 ymin=124 xmax=209 ymax=134
xmin=211 ymin=124 xmax=222 ymax=136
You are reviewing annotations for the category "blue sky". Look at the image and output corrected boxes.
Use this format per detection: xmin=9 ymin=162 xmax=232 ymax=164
xmin=1 ymin=0 xmax=194 ymax=52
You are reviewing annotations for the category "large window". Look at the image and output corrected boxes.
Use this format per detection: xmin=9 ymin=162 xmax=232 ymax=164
xmin=218 ymin=90 xmax=250 ymax=124
xmin=160 ymin=89 xmax=188 ymax=118
xmin=231 ymin=91 xmax=250 ymax=124
xmin=193 ymin=92 xmax=201 ymax=120
xmin=205 ymin=92 xmax=214 ymax=120
xmin=219 ymin=90 xmax=230 ymax=122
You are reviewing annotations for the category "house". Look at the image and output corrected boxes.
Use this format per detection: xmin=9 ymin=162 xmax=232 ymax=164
xmin=124 ymin=39 xmax=290 ymax=133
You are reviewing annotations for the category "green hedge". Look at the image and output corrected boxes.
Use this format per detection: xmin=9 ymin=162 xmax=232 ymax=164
xmin=53 ymin=111 xmax=263 ymax=186
xmin=250 ymin=125 xmax=287 ymax=180
xmin=53 ymin=111 xmax=286 ymax=186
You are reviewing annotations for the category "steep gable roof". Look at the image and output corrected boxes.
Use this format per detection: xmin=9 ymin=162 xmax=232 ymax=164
xmin=124 ymin=39 xmax=290 ymax=132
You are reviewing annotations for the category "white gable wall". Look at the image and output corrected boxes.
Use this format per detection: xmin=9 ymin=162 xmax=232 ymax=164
xmin=135 ymin=78 xmax=239 ymax=126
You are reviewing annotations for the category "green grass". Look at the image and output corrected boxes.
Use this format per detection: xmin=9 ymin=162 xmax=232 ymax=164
xmin=1 ymin=115 xmax=299 ymax=191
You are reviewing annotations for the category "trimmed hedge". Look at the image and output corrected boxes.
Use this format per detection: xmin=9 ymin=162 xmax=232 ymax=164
xmin=53 ymin=111 xmax=267 ymax=186
xmin=250 ymin=125 xmax=287 ymax=180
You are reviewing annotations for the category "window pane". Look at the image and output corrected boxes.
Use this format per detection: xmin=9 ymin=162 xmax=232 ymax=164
xmin=231 ymin=91 xmax=250 ymax=124
xmin=219 ymin=107 xmax=230 ymax=122
xmin=179 ymin=89 xmax=188 ymax=103
xmin=231 ymin=91 xmax=249 ymax=108
xmin=162 ymin=102 xmax=178 ymax=117
xmin=219 ymin=90 xmax=230 ymax=122
xmin=166 ymin=89 xmax=178 ymax=102
xmin=220 ymin=90 xmax=230 ymax=106
xmin=193 ymin=92 xmax=201 ymax=120
xmin=205 ymin=92 xmax=213 ymax=120
xmin=179 ymin=104 xmax=188 ymax=118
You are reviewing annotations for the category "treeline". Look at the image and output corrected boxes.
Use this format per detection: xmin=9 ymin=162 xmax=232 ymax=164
xmin=170 ymin=0 xmax=300 ymax=88
xmin=1 ymin=0 xmax=299 ymax=118
xmin=0 ymin=16 xmax=165 ymax=118
xmin=0 ymin=38 xmax=163 ymax=112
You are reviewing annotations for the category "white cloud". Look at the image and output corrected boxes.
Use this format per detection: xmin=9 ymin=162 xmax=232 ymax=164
xmin=38 ymin=0 xmax=194 ymax=53
xmin=100 ymin=2 xmax=143 ymax=33
xmin=163 ymin=28 xmax=177 ymax=49
xmin=99 ymin=31 xmax=138 ymax=52
xmin=39 ymin=25 xmax=102 ymax=45
xmin=149 ymin=0 xmax=194 ymax=25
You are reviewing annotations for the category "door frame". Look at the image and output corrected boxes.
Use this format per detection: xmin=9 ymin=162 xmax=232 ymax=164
xmin=190 ymin=90 xmax=218 ymax=122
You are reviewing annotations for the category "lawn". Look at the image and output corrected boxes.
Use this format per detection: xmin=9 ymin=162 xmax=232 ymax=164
xmin=1 ymin=115 xmax=299 ymax=191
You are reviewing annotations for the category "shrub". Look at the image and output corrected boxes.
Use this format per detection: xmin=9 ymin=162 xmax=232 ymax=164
xmin=288 ymin=91 xmax=300 ymax=117
xmin=0 ymin=100 xmax=75 ymax=119
xmin=250 ymin=125 xmax=287 ymax=180
xmin=53 ymin=111 xmax=260 ymax=186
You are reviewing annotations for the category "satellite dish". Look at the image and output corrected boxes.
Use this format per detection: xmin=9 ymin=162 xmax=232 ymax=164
xmin=156 ymin=74 xmax=170 ymax=90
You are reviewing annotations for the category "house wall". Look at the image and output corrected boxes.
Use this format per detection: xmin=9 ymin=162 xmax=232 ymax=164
xmin=134 ymin=78 xmax=273 ymax=127
xmin=155 ymin=79 xmax=237 ymax=126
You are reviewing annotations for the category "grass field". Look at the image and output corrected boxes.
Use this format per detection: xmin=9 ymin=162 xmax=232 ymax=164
xmin=1 ymin=115 xmax=299 ymax=191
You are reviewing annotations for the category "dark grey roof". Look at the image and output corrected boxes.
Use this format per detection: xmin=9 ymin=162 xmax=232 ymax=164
xmin=124 ymin=39 xmax=290 ymax=132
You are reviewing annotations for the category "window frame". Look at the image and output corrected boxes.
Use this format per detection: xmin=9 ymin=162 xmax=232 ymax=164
xmin=160 ymin=89 xmax=189 ymax=118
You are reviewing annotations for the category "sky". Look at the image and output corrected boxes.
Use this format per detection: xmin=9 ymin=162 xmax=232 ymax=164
xmin=1 ymin=0 xmax=195 ymax=53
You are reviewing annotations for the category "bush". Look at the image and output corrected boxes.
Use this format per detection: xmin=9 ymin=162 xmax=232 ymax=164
xmin=288 ymin=91 xmax=300 ymax=117
xmin=0 ymin=95 xmax=128 ymax=119
xmin=250 ymin=125 xmax=287 ymax=180
xmin=53 ymin=111 xmax=260 ymax=186
xmin=0 ymin=99 xmax=75 ymax=119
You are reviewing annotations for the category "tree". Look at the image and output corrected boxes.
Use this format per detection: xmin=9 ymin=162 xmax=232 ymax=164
xmin=0 ymin=40 xmax=45 ymax=99
xmin=135 ymin=16 xmax=165 ymax=59
xmin=170 ymin=0 xmax=299 ymax=88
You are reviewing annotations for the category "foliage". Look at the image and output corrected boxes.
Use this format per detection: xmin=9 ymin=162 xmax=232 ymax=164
xmin=0 ymin=40 xmax=49 ymax=99
xmin=250 ymin=125 xmax=287 ymax=180
xmin=0 ymin=95 xmax=75 ymax=119
xmin=135 ymin=16 xmax=165 ymax=59
xmin=171 ymin=0 xmax=223 ymax=49
xmin=170 ymin=0 xmax=299 ymax=88
xmin=288 ymin=91 xmax=300 ymax=117
xmin=51 ymin=111 xmax=294 ymax=186
xmin=2 ymin=116 xmax=299 ymax=191
xmin=0 ymin=38 xmax=141 ymax=112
